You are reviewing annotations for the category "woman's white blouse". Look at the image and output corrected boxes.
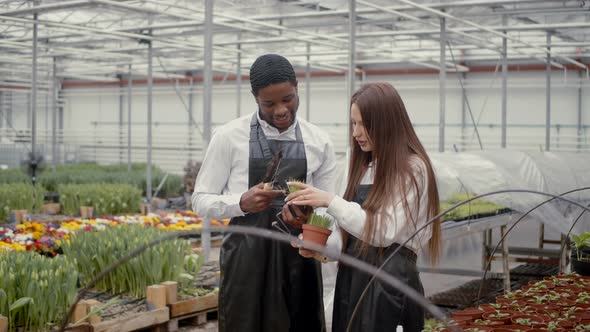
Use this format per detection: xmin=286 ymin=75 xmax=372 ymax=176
xmin=326 ymin=157 xmax=432 ymax=252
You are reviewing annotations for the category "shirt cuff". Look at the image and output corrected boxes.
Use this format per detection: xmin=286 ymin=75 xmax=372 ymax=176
xmin=327 ymin=195 xmax=349 ymax=223
xmin=227 ymin=193 xmax=247 ymax=217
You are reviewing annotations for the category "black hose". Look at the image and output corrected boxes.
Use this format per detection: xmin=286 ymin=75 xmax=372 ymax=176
xmin=345 ymin=188 xmax=590 ymax=332
xmin=58 ymin=225 xmax=459 ymax=332
xmin=475 ymin=187 xmax=590 ymax=302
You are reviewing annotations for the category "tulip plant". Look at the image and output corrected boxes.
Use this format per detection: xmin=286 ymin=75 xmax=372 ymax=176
xmin=0 ymin=251 xmax=77 ymax=331
xmin=59 ymin=183 xmax=142 ymax=216
xmin=0 ymin=184 xmax=44 ymax=222
xmin=62 ymin=224 xmax=190 ymax=298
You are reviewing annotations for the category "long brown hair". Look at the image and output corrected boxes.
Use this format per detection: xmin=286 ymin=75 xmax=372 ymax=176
xmin=343 ymin=82 xmax=441 ymax=265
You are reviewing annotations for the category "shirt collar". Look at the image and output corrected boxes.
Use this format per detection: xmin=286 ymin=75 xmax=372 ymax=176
xmin=256 ymin=111 xmax=298 ymax=136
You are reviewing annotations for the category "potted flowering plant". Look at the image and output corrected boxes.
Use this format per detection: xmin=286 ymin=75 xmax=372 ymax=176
xmin=571 ymin=231 xmax=590 ymax=276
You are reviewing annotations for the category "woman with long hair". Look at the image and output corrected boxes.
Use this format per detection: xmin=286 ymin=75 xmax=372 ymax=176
xmin=287 ymin=82 xmax=441 ymax=331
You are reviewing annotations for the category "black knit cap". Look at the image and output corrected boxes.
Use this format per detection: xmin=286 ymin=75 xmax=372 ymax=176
xmin=249 ymin=54 xmax=297 ymax=97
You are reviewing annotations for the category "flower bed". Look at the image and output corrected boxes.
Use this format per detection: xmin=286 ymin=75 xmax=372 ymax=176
xmin=0 ymin=211 xmax=229 ymax=254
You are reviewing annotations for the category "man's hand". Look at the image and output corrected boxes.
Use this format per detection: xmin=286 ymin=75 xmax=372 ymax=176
xmin=239 ymin=183 xmax=285 ymax=214
xmin=281 ymin=203 xmax=312 ymax=229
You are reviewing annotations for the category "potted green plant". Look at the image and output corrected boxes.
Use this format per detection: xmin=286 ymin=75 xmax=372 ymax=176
xmin=571 ymin=231 xmax=590 ymax=276
xmin=302 ymin=213 xmax=333 ymax=246
xmin=511 ymin=314 xmax=544 ymax=326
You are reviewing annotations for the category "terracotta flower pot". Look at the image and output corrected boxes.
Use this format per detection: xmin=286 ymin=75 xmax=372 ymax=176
xmin=491 ymin=325 xmax=532 ymax=331
xmin=510 ymin=314 xmax=544 ymax=327
xmin=453 ymin=308 xmax=485 ymax=320
xmin=557 ymin=320 xmax=576 ymax=328
xmin=482 ymin=311 xmax=513 ymax=324
xmin=449 ymin=316 xmax=472 ymax=326
xmin=463 ymin=326 xmax=495 ymax=331
xmin=472 ymin=319 xmax=505 ymax=327
xmin=479 ymin=304 xmax=505 ymax=312
xmin=555 ymin=298 xmax=576 ymax=308
xmin=301 ymin=224 xmax=332 ymax=246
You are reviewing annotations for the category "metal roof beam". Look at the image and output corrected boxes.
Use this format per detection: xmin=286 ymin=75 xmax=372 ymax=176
xmin=236 ymin=0 xmax=564 ymax=22
xmin=0 ymin=0 xmax=94 ymax=17
xmin=396 ymin=0 xmax=588 ymax=70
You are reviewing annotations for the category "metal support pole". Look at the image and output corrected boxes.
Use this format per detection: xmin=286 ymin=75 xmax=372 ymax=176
xmin=439 ymin=16 xmax=446 ymax=153
xmin=0 ymin=91 xmax=3 ymax=130
xmin=146 ymin=38 xmax=153 ymax=202
xmin=501 ymin=225 xmax=511 ymax=293
xmin=51 ymin=57 xmax=57 ymax=170
xmin=31 ymin=12 xmax=38 ymax=161
xmin=538 ymin=223 xmax=545 ymax=261
xmin=501 ymin=15 xmax=508 ymax=148
xmin=7 ymin=92 xmax=12 ymax=128
xmin=559 ymin=234 xmax=569 ymax=273
xmin=127 ymin=64 xmax=132 ymax=173
xmin=236 ymin=33 xmax=241 ymax=119
xmin=578 ymin=70 xmax=583 ymax=151
xmin=347 ymin=0 xmax=356 ymax=149
xmin=27 ymin=94 xmax=31 ymax=130
xmin=44 ymin=74 xmax=49 ymax=138
xmin=461 ymin=73 xmax=466 ymax=151
xmin=202 ymin=0 xmax=214 ymax=261
xmin=203 ymin=0 xmax=213 ymax=148
xmin=481 ymin=230 xmax=489 ymax=271
xmin=119 ymin=75 xmax=124 ymax=164
xmin=306 ymin=42 xmax=311 ymax=122
xmin=188 ymin=79 xmax=194 ymax=161
xmin=545 ymin=32 xmax=552 ymax=152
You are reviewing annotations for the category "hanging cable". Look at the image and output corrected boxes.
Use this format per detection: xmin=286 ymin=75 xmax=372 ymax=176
xmin=155 ymin=56 xmax=204 ymax=138
xmin=447 ymin=41 xmax=484 ymax=150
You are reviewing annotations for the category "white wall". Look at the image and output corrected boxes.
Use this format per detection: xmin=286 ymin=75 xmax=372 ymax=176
xmin=3 ymin=69 xmax=588 ymax=174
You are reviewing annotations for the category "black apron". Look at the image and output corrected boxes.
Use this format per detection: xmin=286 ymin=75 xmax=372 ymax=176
xmin=332 ymin=185 xmax=425 ymax=332
xmin=219 ymin=114 xmax=325 ymax=332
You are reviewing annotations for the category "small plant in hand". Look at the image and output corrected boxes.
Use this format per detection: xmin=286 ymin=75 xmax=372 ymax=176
xmin=286 ymin=178 xmax=312 ymax=219
xmin=287 ymin=178 xmax=304 ymax=194
xmin=307 ymin=213 xmax=333 ymax=229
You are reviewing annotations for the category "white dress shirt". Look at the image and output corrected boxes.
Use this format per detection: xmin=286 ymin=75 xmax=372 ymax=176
xmin=327 ymin=156 xmax=432 ymax=252
xmin=192 ymin=112 xmax=338 ymax=220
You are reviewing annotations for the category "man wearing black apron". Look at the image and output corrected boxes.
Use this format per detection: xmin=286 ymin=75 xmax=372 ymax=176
xmin=192 ymin=54 xmax=337 ymax=332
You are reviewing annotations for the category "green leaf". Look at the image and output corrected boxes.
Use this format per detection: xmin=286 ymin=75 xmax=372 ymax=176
xmin=9 ymin=297 xmax=33 ymax=311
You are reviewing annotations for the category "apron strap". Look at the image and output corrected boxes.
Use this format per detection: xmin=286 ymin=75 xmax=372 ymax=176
xmin=250 ymin=113 xmax=273 ymax=160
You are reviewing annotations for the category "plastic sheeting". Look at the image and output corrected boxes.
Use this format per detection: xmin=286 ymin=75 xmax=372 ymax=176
xmin=431 ymin=150 xmax=590 ymax=235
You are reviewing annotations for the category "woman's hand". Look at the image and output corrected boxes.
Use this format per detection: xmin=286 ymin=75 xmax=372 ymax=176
xmin=291 ymin=234 xmax=329 ymax=263
xmin=285 ymin=182 xmax=335 ymax=208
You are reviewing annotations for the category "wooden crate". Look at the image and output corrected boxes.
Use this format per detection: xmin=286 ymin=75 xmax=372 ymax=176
xmin=159 ymin=281 xmax=218 ymax=332
xmin=165 ymin=309 xmax=217 ymax=332
xmin=92 ymin=307 xmax=169 ymax=332
xmin=69 ymin=285 xmax=170 ymax=332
